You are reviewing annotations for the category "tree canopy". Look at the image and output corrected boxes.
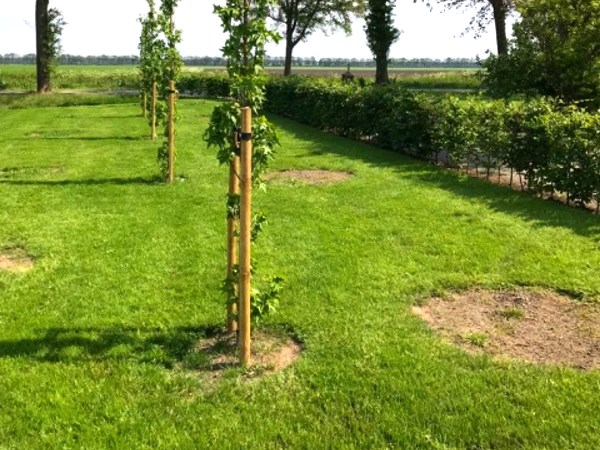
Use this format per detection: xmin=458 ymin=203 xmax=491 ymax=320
xmin=365 ymin=0 xmax=400 ymax=84
xmin=421 ymin=0 xmax=514 ymax=55
xmin=35 ymin=0 xmax=65 ymax=93
xmin=483 ymin=0 xmax=600 ymax=108
xmin=270 ymin=0 xmax=366 ymax=75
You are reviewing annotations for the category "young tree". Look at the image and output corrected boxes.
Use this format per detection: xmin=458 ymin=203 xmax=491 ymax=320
xmin=365 ymin=0 xmax=400 ymax=84
xmin=157 ymin=0 xmax=182 ymax=182
xmin=423 ymin=0 xmax=514 ymax=55
xmin=270 ymin=0 xmax=366 ymax=75
xmin=205 ymin=0 xmax=282 ymax=367
xmin=35 ymin=0 xmax=65 ymax=93
xmin=138 ymin=0 xmax=162 ymax=139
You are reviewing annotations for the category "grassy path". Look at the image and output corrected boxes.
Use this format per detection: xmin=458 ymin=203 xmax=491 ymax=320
xmin=0 ymin=97 xmax=598 ymax=449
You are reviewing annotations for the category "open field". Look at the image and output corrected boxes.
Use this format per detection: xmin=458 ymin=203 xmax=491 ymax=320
xmin=0 ymin=64 xmax=481 ymax=91
xmin=0 ymin=95 xmax=598 ymax=448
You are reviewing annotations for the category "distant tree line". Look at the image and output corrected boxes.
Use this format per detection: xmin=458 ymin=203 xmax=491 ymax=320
xmin=0 ymin=53 xmax=480 ymax=68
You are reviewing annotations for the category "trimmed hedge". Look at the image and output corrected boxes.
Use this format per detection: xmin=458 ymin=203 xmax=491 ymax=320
xmin=261 ymin=76 xmax=599 ymax=210
xmin=178 ymin=72 xmax=230 ymax=98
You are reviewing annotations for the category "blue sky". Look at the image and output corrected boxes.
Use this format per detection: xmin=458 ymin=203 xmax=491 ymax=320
xmin=0 ymin=0 xmax=514 ymax=59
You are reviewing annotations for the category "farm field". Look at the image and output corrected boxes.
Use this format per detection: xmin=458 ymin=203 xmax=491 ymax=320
xmin=0 ymin=64 xmax=480 ymax=91
xmin=0 ymin=95 xmax=599 ymax=448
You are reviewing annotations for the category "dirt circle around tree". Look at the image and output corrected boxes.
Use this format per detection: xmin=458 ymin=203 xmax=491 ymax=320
xmin=412 ymin=288 xmax=600 ymax=370
xmin=265 ymin=169 xmax=353 ymax=185
xmin=0 ymin=246 xmax=35 ymax=273
xmin=185 ymin=329 xmax=302 ymax=382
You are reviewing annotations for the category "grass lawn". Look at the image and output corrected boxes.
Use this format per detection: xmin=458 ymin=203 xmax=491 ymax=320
xmin=0 ymin=95 xmax=598 ymax=449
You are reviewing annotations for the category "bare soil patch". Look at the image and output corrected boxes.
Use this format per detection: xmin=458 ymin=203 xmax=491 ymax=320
xmin=265 ymin=169 xmax=353 ymax=185
xmin=413 ymin=288 xmax=600 ymax=370
xmin=185 ymin=329 xmax=301 ymax=381
xmin=0 ymin=247 xmax=35 ymax=273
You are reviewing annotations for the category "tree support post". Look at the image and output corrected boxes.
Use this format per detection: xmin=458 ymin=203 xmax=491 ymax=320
xmin=239 ymin=106 xmax=252 ymax=367
xmin=227 ymin=148 xmax=240 ymax=333
xmin=168 ymin=80 xmax=175 ymax=184
xmin=151 ymin=80 xmax=157 ymax=141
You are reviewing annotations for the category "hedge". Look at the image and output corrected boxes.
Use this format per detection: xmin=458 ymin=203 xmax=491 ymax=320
xmin=260 ymin=76 xmax=600 ymax=211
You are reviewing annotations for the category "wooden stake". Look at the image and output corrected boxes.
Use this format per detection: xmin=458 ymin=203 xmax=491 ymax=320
xmin=151 ymin=80 xmax=157 ymax=141
xmin=239 ymin=107 xmax=252 ymax=367
xmin=227 ymin=151 xmax=240 ymax=333
xmin=168 ymin=80 xmax=175 ymax=184
xmin=142 ymin=91 xmax=147 ymax=118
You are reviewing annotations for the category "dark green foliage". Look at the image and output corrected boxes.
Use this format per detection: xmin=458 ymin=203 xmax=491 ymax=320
xmin=503 ymin=99 xmax=555 ymax=191
xmin=177 ymin=72 xmax=231 ymax=98
xmin=483 ymin=0 xmax=600 ymax=109
xmin=263 ymin=76 xmax=600 ymax=209
xmin=364 ymin=0 xmax=400 ymax=84
xmin=44 ymin=9 xmax=65 ymax=68
xmin=423 ymin=0 xmax=513 ymax=55
xmin=270 ymin=0 xmax=365 ymax=75
xmin=35 ymin=2 xmax=65 ymax=92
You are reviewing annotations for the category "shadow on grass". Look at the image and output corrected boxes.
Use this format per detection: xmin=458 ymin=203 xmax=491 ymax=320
xmin=0 ymin=176 xmax=162 ymax=186
xmin=0 ymin=325 xmax=223 ymax=369
xmin=271 ymin=115 xmax=600 ymax=240
xmin=16 ymin=136 xmax=143 ymax=141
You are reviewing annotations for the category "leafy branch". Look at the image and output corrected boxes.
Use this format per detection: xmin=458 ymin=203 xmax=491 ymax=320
xmin=205 ymin=0 xmax=283 ymax=330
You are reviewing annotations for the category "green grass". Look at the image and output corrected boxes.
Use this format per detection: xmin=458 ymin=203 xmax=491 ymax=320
xmin=0 ymin=94 xmax=599 ymax=449
xmin=0 ymin=92 xmax=138 ymax=109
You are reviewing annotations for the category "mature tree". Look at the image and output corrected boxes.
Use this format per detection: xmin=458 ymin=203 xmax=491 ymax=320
xmin=483 ymin=0 xmax=600 ymax=108
xmin=365 ymin=0 xmax=400 ymax=84
xmin=35 ymin=0 xmax=64 ymax=93
xmin=270 ymin=0 xmax=366 ymax=75
xmin=422 ymin=0 xmax=514 ymax=55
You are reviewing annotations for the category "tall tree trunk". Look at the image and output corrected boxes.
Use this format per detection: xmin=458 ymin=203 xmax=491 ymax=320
xmin=375 ymin=52 xmax=389 ymax=84
xmin=35 ymin=0 xmax=51 ymax=93
xmin=490 ymin=0 xmax=508 ymax=56
xmin=284 ymin=35 xmax=294 ymax=76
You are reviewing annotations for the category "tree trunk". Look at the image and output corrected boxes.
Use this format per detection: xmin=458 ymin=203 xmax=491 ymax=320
xmin=490 ymin=0 xmax=508 ymax=56
xmin=375 ymin=52 xmax=389 ymax=84
xmin=284 ymin=35 xmax=294 ymax=76
xmin=35 ymin=0 xmax=51 ymax=93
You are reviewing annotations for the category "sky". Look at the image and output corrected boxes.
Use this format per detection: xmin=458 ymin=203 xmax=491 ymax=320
xmin=0 ymin=1 xmax=513 ymax=60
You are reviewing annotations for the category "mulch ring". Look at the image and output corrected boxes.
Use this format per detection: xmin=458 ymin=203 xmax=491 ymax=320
xmin=413 ymin=288 xmax=600 ymax=370
xmin=183 ymin=329 xmax=302 ymax=382
xmin=265 ymin=169 xmax=353 ymax=185
xmin=0 ymin=246 xmax=35 ymax=273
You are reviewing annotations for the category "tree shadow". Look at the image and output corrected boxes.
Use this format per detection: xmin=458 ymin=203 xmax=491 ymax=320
xmin=18 ymin=136 xmax=143 ymax=141
xmin=0 ymin=324 xmax=223 ymax=369
xmin=271 ymin=116 xmax=600 ymax=240
xmin=0 ymin=176 xmax=162 ymax=186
